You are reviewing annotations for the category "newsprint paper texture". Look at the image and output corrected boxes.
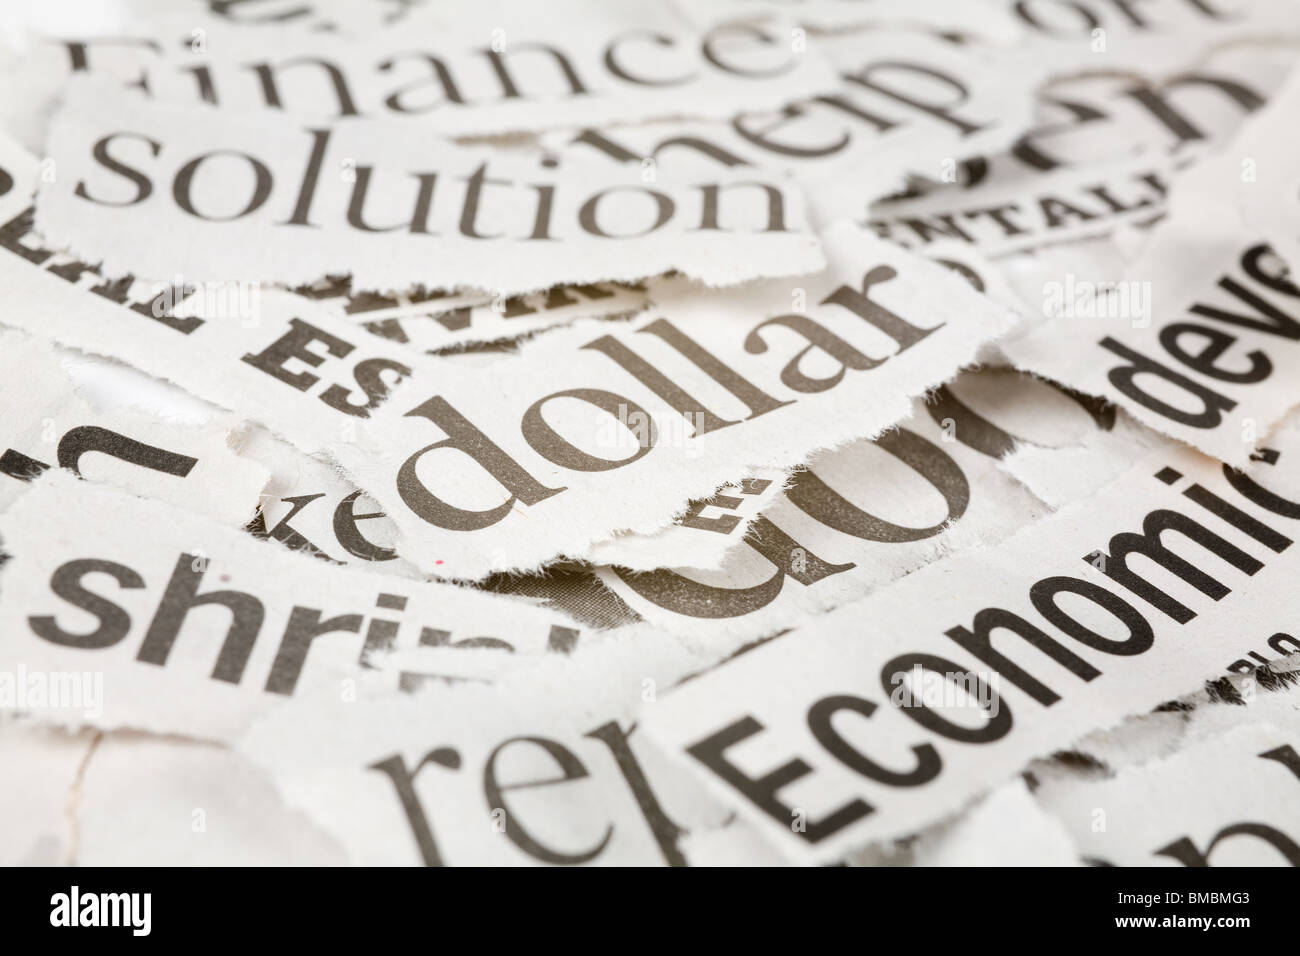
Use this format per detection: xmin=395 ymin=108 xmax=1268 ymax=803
xmin=237 ymin=629 xmax=776 ymax=866
xmin=36 ymin=81 xmax=825 ymax=295
xmin=0 ymin=328 xmax=268 ymax=526
xmin=0 ymin=471 xmax=589 ymax=742
xmin=327 ymin=223 xmax=1018 ymax=578
xmin=1003 ymin=62 xmax=1300 ymax=469
xmin=551 ymin=29 xmax=1044 ymax=229
xmin=640 ymin=435 xmax=1300 ymax=862
xmin=1035 ymin=720 xmax=1300 ymax=867
xmin=7 ymin=0 xmax=1300 ymax=878
xmin=593 ymin=365 xmax=1153 ymax=644
xmin=137 ymin=0 xmax=845 ymax=137
xmin=3 ymin=187 xmax=1018 ymax=576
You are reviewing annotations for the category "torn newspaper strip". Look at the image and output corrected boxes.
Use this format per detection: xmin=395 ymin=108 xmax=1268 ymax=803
xmin=0 ymin=471 xmax=588 ymax=742
xmin=0 ymin=241 xmax=420 ymax=462
xmin=241 ymin=423 xmax=785 ymax=578
xmin=484 ymin=364 xmax=1137 ymax=636
xmin=866 ymin=35 xmax=1300 ymax=257
xmin=1034 ymin=721 xmax=1300 ymax=866
xmin=323 ymin=222 xmax=1019 ymax=578
xmin=10 ymin=0 xmax=1300 ymax=875
xmin=594 ymin=367 xmax=1123 ymax=642
xmin=482 ymin=365 xmax=1134 ymax=635
xmin=0 ymin=328 xmax=268 ymax=527
xmin=1024 ymin=654 xmax=1300 ymax=777
xmin=36 ymin=81 xmax=824 ymax=294
xmin=237 ymin=631 xmax=780 ymax=866
xmin=5 ymin=172 xmax=1018 ymax=579
xmin=582 ymin=468 xmax=790 ymax=573
xmin=554 ymin=29 xmax=1042 ymax=229
xmin=321 ymin=279 xmax=651 ymax=354
xmin=134 ymin=0 xmax=844 ymax=136
xmin=1002 ymin=68 xmax=1300 ymax=468
xmin=640 ymin=435 xmax=1300 ymax=862
xmin=0 ymin=138 xmax=446 ymax=465
xmin=17 ymin=21 xmax=1042 ymax=234
xmin=233 ymin=425 xmax=421 ymax=577
xmin=868 ymin=154 xmax=1177 ymax=256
